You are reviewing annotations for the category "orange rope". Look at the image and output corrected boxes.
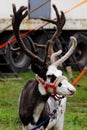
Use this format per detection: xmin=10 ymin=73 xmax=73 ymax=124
xmin=65 ymin=0 xmax=87 ymax=14
xmin=72 ymin=67 xmax=87 ymax=86
xmin=0 ymin=0 xmax=87 ymax=49
xmin=0 ymin=30 xmax=33 ymax=49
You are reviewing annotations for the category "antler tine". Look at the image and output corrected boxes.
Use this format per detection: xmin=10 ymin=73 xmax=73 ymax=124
xmin=53 ymin=36 xmax=77 ymax=67
xmin=40 ymin=4 xmax=66 ymax=64
xmin=51 ymin=50 xmax=62 ymax=64
xmin=50 ymin=5 xmax=66 ymax=42
xmin=11 ymin=4 xmax=28 ymax=30
xmin=41 ymin=5 xmax=65 ymax=42
xmin=11 ymin=4 xmax=45 ymax=65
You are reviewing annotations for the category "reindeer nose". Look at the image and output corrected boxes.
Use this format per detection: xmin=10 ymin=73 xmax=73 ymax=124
xmin=68 ymin=88 xmax=76 ymax=95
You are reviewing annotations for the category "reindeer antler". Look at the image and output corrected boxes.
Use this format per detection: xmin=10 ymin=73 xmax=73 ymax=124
xmin=40 ymin=5 xmax=66 ymax=63
xmin=51 ymin=36 xmax=77 ymax=66
xmin=11 ymin=4 xmax=65 ymax=66
xmin=11 ymin=4 xmax=46 ymax=65
xmin=11 ymin=4 xmax=28 ymax=30
xmin=11 ymin=4 xmax=67 ymax=79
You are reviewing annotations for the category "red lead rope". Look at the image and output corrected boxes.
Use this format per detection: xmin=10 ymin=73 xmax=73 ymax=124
xmin=36 ymin=75 xmax=66 ymax=95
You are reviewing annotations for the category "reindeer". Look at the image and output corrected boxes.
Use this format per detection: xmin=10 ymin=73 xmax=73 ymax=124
xmin=11 ymin=4 xmax=77 ymax=130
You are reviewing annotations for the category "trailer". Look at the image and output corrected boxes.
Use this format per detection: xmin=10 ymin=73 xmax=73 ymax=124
xmin=0 ymin=0 xmax=87 ymax=73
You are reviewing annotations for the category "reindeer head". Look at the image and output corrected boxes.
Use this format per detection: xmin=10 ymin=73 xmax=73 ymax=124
xmin=11 ymin=4 xmax=76 ymax=97
xmin=36 ymin=37 xmax=77 ymax=96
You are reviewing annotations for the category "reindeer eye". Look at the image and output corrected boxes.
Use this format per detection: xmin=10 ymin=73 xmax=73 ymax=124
xmin=58 ymin=82 xmax=62 ymax=87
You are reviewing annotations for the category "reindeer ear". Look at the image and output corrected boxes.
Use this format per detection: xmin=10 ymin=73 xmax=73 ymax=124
xmin=31 ymin=64 xmax=47 ymax=80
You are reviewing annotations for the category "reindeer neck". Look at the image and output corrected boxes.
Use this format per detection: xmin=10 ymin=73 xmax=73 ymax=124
xmin=35 ymin=80 xmax=49 ymax=99
xmin=38 ymin=83 xmax=47 ymax=96
xmin=34 ymin=81 xmax=49 ymax=101
xmin=26 ymin=80 xmax=49 ymax=126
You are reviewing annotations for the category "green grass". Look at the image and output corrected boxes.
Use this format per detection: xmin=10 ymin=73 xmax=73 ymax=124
xmin=0 ymin=70 xmax=87 ymax=130
xmin=64 ymin=71 xmax=87 ymax=130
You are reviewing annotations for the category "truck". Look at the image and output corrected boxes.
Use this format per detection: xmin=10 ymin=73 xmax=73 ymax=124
xmin=0 ymin=0 xmax=87 ymax=74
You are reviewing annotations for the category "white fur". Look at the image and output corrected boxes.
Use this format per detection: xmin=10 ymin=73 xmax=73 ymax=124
xmin=46 ymin=65 xmax=62 ymax=77
xmin=46 ymin=97 xmax=67 ymax=130
xmin=38 ymin=83 xmax=47 ymax=95
xmin=33 ymin=103 xmax=45 ymax=123
xmin=56 ymin=79 xmax=76 ymax=96
xmin=46 ymin=64 xmax=76 ymax=96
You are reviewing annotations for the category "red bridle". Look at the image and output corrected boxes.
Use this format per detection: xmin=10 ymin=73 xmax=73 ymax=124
xmin=36 ymin=75 xmax=66 ymax=95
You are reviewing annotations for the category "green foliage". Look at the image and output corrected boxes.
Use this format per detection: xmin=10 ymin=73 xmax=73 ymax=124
xmin=0 ymin=70 xmax=87 ymax=130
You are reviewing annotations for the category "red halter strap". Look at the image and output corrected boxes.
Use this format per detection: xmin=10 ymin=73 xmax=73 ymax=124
xmin=36 ymin=75 xmax=66 ymax=95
